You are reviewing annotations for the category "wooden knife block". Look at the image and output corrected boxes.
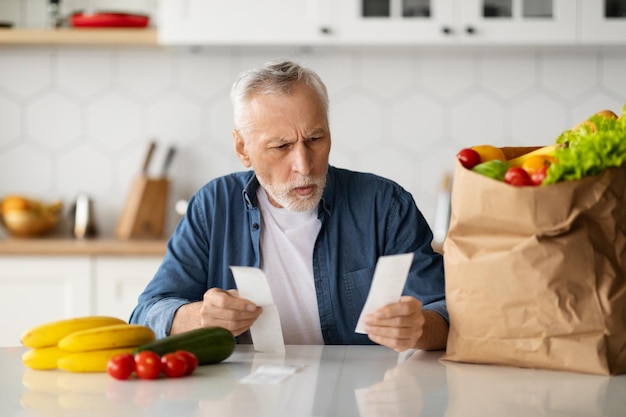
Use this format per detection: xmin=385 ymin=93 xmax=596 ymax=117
xmin=116 ymin=176 xmax=169 ymax=240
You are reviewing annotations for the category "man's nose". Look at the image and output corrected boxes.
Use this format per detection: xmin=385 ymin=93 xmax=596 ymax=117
xmin=291 ymin=143 xmax=313 ymax=175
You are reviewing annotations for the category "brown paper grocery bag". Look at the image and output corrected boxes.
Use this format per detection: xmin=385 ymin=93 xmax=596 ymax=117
xmin=442 ymin=150 xmax=626 ymax=375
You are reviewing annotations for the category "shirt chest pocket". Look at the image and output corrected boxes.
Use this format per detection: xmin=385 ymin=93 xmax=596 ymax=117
xmin=342 ymin=266 xmax=375 ymax=325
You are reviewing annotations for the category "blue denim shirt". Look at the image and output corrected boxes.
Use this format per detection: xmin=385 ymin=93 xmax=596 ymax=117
xmin=129 ymin=166 xmax=447 ymax=344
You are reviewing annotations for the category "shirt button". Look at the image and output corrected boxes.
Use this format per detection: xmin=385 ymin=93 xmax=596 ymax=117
xmin=252 ymin=223 xmax=260 ymax=230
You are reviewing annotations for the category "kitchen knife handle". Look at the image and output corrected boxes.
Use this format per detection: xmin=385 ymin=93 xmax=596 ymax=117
xmin=142 ymin=141 xmax=157 ymax=175
xmin=161 ymin=146 xmax=177 ymax=177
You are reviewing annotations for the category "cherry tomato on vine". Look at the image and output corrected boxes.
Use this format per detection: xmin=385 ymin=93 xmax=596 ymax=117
xmin=456 ymin=148 xmax=481 ymax=169
xmin=161 ymin=353 xmax=188 ymax=378
xmin=504 ymin=167 xmax=533 ymax=186
xmin=107 ymin=353 xmax=135 ymax=380
xmin=174 ymin=350 xmax=198 ymax=376
xmin=135 ymin=351 xmax=161 ymax=380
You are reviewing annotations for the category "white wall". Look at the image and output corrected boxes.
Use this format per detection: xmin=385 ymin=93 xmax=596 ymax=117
xmin=1 ymin=45 xmax=625 ymax=238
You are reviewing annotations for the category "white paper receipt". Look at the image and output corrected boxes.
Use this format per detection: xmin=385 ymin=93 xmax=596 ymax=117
xmin=230 ymin=266 xmax=286 ymax=353
xmin=240 ymin=364 xmax=305 ymax=385
xmin=355 ymin=253 xmax=414 ymax=334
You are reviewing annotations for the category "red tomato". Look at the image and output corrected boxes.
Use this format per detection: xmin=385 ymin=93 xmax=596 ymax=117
xmin=135 ymin=351 xmax=161 ymax=380
xmin=530 ymin=165 xmax=548 ymax=185
xmin=456 ymin=148 xmax=481 ymax=169
xmin=174 ymin=350 xmax=198 ymax=376
xmin=161 ymin=353 xmax=188 ymax=378
xmin=107 ymin=353 xmax=135 ymax=380
xmin=504 ymin=167 xmax=533 ymax=186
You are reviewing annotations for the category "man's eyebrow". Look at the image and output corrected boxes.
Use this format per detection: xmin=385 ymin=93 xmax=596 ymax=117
xmin=266 ymin=136 xmax=294 ymax=145
xmin=307 ymin=128 xmax=326 ymax=136
xmin=264 ymin=128 xmax=326 ymax=144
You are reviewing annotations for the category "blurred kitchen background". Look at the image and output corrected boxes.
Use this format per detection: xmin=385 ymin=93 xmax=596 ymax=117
xmin=1 ymin=0 xmax=626 ymax=239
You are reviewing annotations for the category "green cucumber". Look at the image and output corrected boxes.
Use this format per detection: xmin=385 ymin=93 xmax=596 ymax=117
xmin=134 ymin=327 xmax=236 ymax=365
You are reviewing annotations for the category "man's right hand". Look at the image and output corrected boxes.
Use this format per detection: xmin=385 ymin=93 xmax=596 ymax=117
xmin=199 ymin=288 xmax=262 ymax=336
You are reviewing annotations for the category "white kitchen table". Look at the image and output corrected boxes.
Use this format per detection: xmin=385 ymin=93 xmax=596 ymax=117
xmin=1 ymin=344 xmax=624 ymax=417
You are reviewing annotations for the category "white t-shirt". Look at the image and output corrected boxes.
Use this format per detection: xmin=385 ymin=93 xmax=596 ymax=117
xmin=257 ymin=187 xmax=324 ymax=345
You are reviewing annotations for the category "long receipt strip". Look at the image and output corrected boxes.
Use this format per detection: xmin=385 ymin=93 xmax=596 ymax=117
xmin=355 ymin=253 xmax=414 ymax=334
xmin=230 ymin=266 xmax=286 ymax=353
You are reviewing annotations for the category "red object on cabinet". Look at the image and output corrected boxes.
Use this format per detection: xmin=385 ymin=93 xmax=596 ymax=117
xmin=70 ymin=13 xmax=149 ymax=28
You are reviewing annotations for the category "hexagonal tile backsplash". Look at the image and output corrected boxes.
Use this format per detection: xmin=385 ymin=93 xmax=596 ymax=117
xmin=1 ymin=46 xmax=625 ymax=239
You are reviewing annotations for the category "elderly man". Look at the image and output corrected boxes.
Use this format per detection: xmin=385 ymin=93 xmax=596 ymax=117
xmin=130 ymin=60 xmax=448 ymax=352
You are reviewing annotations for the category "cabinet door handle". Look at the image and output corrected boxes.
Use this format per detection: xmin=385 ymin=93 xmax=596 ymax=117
xmin=441 ymin=26 xmax=453 ymax=35
xmin=465 ymin=26 xmax=476 ymax=35
xmin=320 ymin=26 xmax=332 ymax=35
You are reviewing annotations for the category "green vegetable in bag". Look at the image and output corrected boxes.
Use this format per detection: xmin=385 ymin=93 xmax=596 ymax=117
xmin=545 ymin=106 xmax=626 ymax=184
xmin=471 ymin=160 xmax=510 ymax=181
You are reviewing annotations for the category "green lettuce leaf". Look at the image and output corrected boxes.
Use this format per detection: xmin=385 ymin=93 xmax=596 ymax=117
xmin=544 ymin=105 xmax=626 ymax=184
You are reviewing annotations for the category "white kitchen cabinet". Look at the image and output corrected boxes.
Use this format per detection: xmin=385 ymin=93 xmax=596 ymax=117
xmin=580 ymin=0 xmax=626 ymax=44
xmin=158 ymin=0 xmax=333 ymax=45
xmin=452 ymin=0 xmax=576 ymax=44
xmin=0 ymin=256 xmax=91 ymax=347
xmin=0 ymin=254 xmax=163 ymax=347
xmin=93 ymin=256 xmax=161 ymax=321
xmin=332 ymin=0 xmax=577 ymax=45
xmin=331 ymin=0 xmax=456 ymax=45
xmin=158 ymin=0 xmax=577 ymax=45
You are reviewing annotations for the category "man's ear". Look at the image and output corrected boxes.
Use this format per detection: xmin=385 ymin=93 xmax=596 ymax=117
xmin=233 ymin=130 xmax=252 ymax=168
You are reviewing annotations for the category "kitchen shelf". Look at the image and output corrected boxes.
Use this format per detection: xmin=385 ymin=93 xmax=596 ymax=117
xmin=0 ymin=28 xmax=158 ymax=46
xmin=0 ymin=238 xmax=167 ymax=256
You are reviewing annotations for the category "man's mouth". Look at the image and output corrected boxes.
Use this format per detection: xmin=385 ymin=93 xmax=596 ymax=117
xmin=293 ymin=185 xmax=315 ymax=196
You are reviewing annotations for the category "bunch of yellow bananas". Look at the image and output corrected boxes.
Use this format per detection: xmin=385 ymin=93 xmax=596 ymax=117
xmin=21 ymin=316 xmax=156 ymax=372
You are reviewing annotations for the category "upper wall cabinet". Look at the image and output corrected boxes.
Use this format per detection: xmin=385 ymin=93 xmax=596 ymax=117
xmin=158 ymin=0 xmax=626 ymax=46
xmin=158 ymin=0 xmax=333 ymax=45
xmin=580 ymin=0 xmax=626 ymax=43
xmin=332 ymin=0 xmax=576 ymax=45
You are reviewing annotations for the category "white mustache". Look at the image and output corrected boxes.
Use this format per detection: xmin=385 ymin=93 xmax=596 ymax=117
xmin=277 ymin=177 xmax=324 ymax=194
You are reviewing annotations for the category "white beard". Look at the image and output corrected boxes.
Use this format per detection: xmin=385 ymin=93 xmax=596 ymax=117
xmin=257 ymin=174 xmax=326 ymax=212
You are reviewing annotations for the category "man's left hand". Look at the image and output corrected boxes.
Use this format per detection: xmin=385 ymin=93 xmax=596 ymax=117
xmin=363 ymin=296 xmax=425 ymax=352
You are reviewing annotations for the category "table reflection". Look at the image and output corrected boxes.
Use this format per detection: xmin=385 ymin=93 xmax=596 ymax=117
xmin=355 ymin=350 xmax=447 ymax=417
xmin=198 ymin=347 xmax=322 ymax=416
xmin=199 ymin=345 xmax=414 ymax=417
xmin=444 ymin=361 xmax=626 ymax=417
xmin=19 ymin=346 xmax=446 ymax=417
xmin=17 ymin=345 xmax=624 ymax=417
xmin=21 ymin=363 xmax=235 ymax=416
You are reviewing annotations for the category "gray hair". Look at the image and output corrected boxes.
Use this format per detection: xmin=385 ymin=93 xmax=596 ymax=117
xmin=230 ymin=60 xmax=329 ymax=134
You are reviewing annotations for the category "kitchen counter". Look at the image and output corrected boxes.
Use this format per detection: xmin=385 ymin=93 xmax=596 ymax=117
xmin=0 ymin=238 xmax=167 ymax=256
xmin=2 ymin=344 xmax=625 ymax=417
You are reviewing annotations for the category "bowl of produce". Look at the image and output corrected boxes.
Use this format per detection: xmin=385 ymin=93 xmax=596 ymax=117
xmin=0 ymin=195 xmax=63 ymax=237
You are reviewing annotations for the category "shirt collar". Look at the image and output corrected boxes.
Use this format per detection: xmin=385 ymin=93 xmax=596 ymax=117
xmin=242 ymin=172 xmax=260 ymax=209
xmin=319 ymin=166 xmax=333 ymax=217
